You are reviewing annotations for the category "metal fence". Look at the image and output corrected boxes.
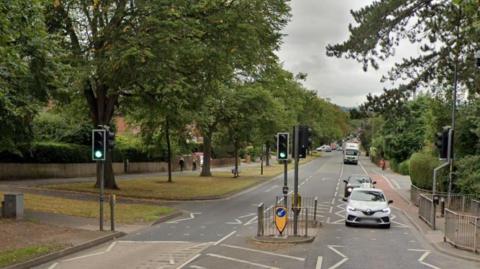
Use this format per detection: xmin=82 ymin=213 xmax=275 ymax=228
xmin=418 ymin=194 xmax=434 ymax=228
xmin=411 ymin=185 xmax=480 ymax=214
xmin=473 ymin=200 xmax=480 ymax=217
xmin=257 ymin=196 xmax=319 ymax=237
xmin=444 ymin=209 xmax=480 ymax=253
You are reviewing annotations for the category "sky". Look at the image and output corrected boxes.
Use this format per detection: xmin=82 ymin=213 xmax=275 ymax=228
xmin=276 ymin=0 xmax=413 ymax=108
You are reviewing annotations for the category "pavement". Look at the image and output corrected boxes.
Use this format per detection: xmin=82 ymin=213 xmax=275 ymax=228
xmin=29 ymin=152 xmax=479 ymax=269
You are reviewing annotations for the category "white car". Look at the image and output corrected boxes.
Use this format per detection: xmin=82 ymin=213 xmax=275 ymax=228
xmin=344 ymin=188 xmax=393 ymax=228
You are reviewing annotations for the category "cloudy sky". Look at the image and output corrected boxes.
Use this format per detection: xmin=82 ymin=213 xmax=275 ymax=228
xmin=276 ymin=0 xmax=413 ymax=107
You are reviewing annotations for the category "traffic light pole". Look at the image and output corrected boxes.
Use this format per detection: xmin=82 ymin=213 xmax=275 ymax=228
xmin=99 ymin=160 xmax=105 ymax=231
xmin=283 ymin=160 xmax=288 ymax=208
xmin=293 ymin=125 xmax=299 ymax=236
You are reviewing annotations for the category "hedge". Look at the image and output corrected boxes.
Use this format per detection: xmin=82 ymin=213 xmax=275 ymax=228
xmin=409 ymin=152 xmax=440 ymax=190
xmin=0 ymin=142 xmax=91 ymax=163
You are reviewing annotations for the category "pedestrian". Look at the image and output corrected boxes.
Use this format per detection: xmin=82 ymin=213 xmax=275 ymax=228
xmin=192 ymin=159 xmax=197 ymax=171
xmin=380 ymin=158 xmax=385 ymax=171
xmin=179 ymin=157 xmax=185 ymax=172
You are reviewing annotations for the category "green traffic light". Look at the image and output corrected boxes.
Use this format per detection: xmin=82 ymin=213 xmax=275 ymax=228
xmin=95 ymin=150 xmax=103 ymax=159
xmin=279 ymin=152 xmax=286 ymax=158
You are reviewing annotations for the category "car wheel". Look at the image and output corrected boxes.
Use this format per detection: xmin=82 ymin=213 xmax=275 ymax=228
xmin=345 ymin=221 xmax=351 ymax=227
xmin=383 ymin=224 xmax=390 ymax=229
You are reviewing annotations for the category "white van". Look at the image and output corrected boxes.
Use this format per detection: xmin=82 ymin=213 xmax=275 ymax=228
xmin=343 ymin=142 xmax=359 ymax=165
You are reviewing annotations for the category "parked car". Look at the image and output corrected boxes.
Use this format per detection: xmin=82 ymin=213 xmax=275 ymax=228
xmin=344 ymin=188 xmax=393 ymax=228
xmin=325 ymin=145 xmax=332 ymax=152
xmin=343 ymin=175 xmax=376 ymax=198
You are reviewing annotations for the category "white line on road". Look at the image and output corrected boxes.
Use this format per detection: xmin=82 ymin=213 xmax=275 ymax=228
xmin=167 ymin=212 xmax=201 ymax=224
xmin=359 ymin=161 xmax=369 ymax=176
xmin=331 ymin=198 xmax=335 ymax=205
xmin=382 ymin=174 xmax=400 ymax=189
xmin=221 ymin=244 xmax=305 ymax=261
xmin=408 ymin=249 xmax=441 ymax=269
xmin=226 ymin=218 xmax=242 ymax=225
xmin=189 ymin=266 xmax=207 ymax=269
xmin=169 ymin=254 xmax=175 ymax=265
xmin=327 ymin=245 xmax=348 ymax=269
xmin=244 ymin=216 xmax=258 ymax=226
xmin=264 ymin=185 xmax=278 ymax=193
xmin=117 ymin=240 xmax=193 ymax=244
xmin=63 ymin=241 xmax=117 ymax=262
xmin=206 ymin=253 xmax=279 ymax=269
xmin=329 ymin=206 xmax=333 ymax=213
xmin=316 ymin=256 xmax=323 ymax=269
xmin=176 ymin=254 xmax=201 ymax=269
xmin=47 ymin=262 xmax=58 ymax=269
xmin=238 ymin=213 xmax=256 ymax=219
xmin=214 ymin=231 xmax=236 ymax=246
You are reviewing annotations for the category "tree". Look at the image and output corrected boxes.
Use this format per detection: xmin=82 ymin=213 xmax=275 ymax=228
xmin=0 ymin=0 xmax=63 ymax=152
xmin=192 ymin=0 xmax=290 ymax=176
xmin=326 ymin=0 xmax=480 ymax=96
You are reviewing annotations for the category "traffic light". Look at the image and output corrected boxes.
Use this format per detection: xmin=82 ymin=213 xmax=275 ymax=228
xmin=298 ymin=125 xmax=312 ymax=159
xmin=92 ymin=129 xmax=106 ymax=161
xmin=277 ymin=132 xmax=289 ymax=161
xmin=435 ymin=126 xmax=452 ymax=160
xmin=107 ymin=130 xmax=115 ymax=149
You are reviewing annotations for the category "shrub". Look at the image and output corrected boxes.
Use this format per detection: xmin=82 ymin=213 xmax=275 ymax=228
xmin=0 ymin=142 xmax=90 ymax=163
xmin=398 ymin=159 xmax=410 ymax=175
xmin=455 ymin=155 xmax=480 ymax=195
xmin=409 ymin=152 xmax=440 ymax=189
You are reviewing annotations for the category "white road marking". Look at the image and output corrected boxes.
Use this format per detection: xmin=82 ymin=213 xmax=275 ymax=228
xmin=221 ymin=244 xmax=305 ymax=261
xmin=167 ymin=212 xmax=201 ymax=224
xmin=189 ymin=266 xmax=207 ymax=269
xmin=47 ymin=262 xmax=58 ymax=269
xmin=264 ymin=185 xmax=278 ymax=193
xmin=331 ymin=198 xmax=335 ymax=205
xmin=359 ymin=161 xmax=369 ymax=176
xmin=238 ymin=213 xmax=256 ymax=219
xmin=329 ymin=207 xmax=333 ymax=213
xmin=169 ymin=254 xmax=175 ymax=264
xmin=382 ymin=174 xmax=399 ymax=189
xmin=244 ymin=216 xmax=258 ymax=226
xmin=206 ymin=253 xmax=279 ymax=269
xmin=326 ymin=217 xmax=331 ymax=223
xmin=214 ymin=231 xmax=236 ymax=246
xmin=176 ymin=254 xmax=201 ymax=269
xmin=408 ymin=249 xmax=441 ymax=269
xmin=226 ymin=218 xmax=242 ymax=225
xmin=327 ymin=245 xmax=348 ymax=269
xmin=118 ymin=240 xmax=193 ymax=244
xmin=316 ymin=256 xmax=323 ymax=269
xmin=63 ymin=241 xmax=116 ymax=262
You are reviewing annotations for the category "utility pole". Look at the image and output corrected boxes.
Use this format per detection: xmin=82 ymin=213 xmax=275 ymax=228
xmin=293 ymin=126 xmax=300 ymax=236
xmin=447 ymin=61 xmax=458 ymax=202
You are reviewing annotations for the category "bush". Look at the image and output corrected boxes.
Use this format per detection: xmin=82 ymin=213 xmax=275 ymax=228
xmin=398 ymin=159 xmax=410 ymax=175
xmin=455 ymin=155 xmax=480 ymax=195
xmin=0 ymin=142 xmax=90 ymax=163
xmin=409 ymin=152 xmax=440 ymax=189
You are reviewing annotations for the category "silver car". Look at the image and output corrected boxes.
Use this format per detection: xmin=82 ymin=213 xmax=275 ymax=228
xmin=344 ymin=188 xmax=393 ymax=228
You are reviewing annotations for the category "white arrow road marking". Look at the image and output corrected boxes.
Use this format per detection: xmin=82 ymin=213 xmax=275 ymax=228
xmin=167 ymin=212 xmax=201 ymax=224
xmin=408 ymin=249 xmax=441 ymax=269
xmin=316 ymin=256 xmax=323 ymax=269
xmin=177 ymin=254 xmax=201 ymax=269
xmin=206 ymin=253 xmax=279 ymax=269
xmin=327 ymin=245 xmax=348 ymax=269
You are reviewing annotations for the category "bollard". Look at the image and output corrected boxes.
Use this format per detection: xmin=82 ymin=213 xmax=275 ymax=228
xmin=440 ymin=197 xmax=445 ymax=217
xmin=110 ymin=194 xmax=116 ymax=232
xmin=305 ymin=208 xmax=308 ymax=237
xmin=257 ymin=203 xmax=264 ymax=237
xmin=314 ymin=197 xmax=318 ymax=224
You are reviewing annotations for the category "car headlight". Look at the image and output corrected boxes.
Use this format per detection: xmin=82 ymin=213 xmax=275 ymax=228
xmin=346 ymin=206 xmax=356 ymax=212
xmin=381 ymin=208 xmax=391 ymax=214
xmin=347 ymin=187 xmax=353 ymax=193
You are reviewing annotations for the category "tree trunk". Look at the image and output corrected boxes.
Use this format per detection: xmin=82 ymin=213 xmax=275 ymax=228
xmin=166 ymin=119 xmax=173 ymax=183
xmin=234 ymin=141 xmax=239 ymax=178
xmin=265 ymin=142 xmax=271 ymax=166
xmin=201 ymin=132 xmax=212 ymax=177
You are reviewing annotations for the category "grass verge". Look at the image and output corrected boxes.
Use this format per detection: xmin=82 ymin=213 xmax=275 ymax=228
xmin=45 ymin=155 xmax=319 ymax=200
xmin=0 ymin=244 xmax=62 ymax=268
xmin=0 ymin=192 xmax=173 ymax=223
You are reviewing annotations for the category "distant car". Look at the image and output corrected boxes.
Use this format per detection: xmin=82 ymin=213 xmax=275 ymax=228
xmin=344 ymin=188 xmax=393 ymax=228
xmin=343 ymin=175 xmax=376 ymax=198
xmin=325 ymin=146 xmax=332 ymax=152
xmin=316 ymin=145 xmax=328 ymax=151
xmin=337 ymin=147 xmax=343 ymax=151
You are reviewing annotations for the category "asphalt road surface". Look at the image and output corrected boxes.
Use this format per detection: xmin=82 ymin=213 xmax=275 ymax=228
xmin=36 ymin=152 xmax=480 ymax=269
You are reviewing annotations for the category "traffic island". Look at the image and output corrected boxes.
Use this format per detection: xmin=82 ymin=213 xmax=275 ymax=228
xmin=253 ymin=235 xmax=315 ymax=244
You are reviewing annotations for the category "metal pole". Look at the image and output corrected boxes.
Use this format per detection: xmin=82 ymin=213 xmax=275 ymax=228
xmin=293 ymin=125 xmax=299 ymax=236
xmin=100 ymin=161 xmax=105 ymax=231
xmin=257 ymin=203 xmax=264 ymax=237
xmin=110 ymin=194 xmax=116 ymax=232
xmin=260 ymin=155 xmax=263 ymax=175
xmin=305 ymin=208 xmax=308 ymax=237
xmin=448 ymin=62 xmax=457 ymax=201
xmin=314 ymin=197 xmax=318 ymax=224
xmin=432 ymin=161 xmax=449 ymax=230
xmin=284 ymin=160 xmax=288 ymax=208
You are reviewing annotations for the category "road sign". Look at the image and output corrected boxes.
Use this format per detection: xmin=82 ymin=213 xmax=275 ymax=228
xmin=282 ymin=186 xmax=289 ymax=195
xmin=274 ymin=206 xmax=288 ymax=234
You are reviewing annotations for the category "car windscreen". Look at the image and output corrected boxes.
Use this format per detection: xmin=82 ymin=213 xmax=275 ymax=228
xmin=350 ymin=190 xmax=385 ymax=202
xmin=349 ymin=177 xmax=371 ymax=186
xmin=345 ymin=150 xmax=358 ymax=156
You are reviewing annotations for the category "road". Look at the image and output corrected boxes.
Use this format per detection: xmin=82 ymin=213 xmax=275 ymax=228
xmin=36 ymin=152 xmax=479 ymax=269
